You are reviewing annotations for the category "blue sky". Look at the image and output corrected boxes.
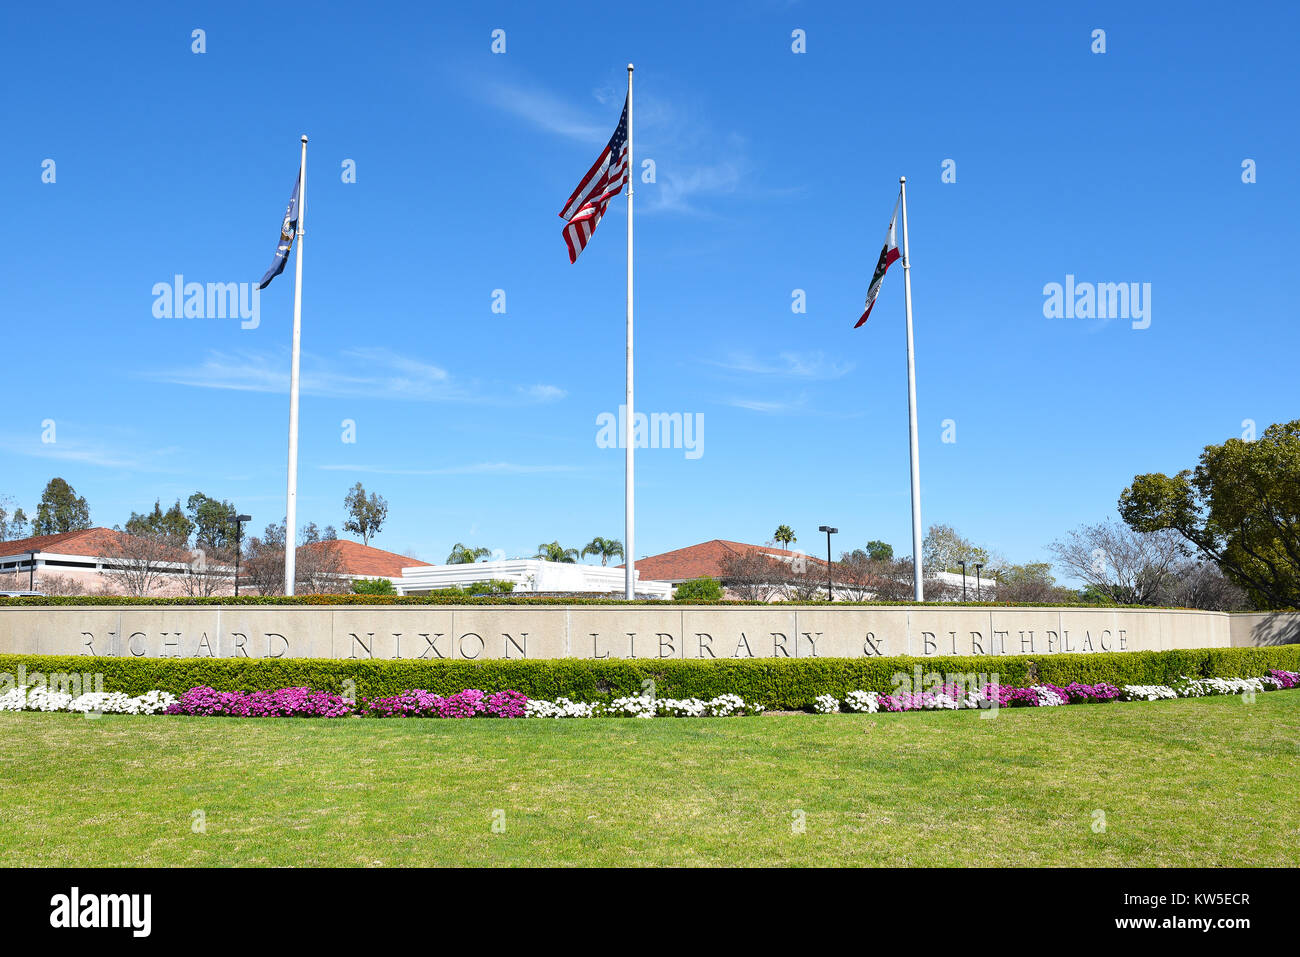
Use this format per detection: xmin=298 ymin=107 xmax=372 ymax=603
xmin=2 ymin=1 xmax=1297 ymax=578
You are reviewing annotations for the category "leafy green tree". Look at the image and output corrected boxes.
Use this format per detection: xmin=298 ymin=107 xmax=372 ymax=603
xmin=31 ymin=478 xmax=91 ymax=536
xmin=580 ymin=536 xmax=625 ymax=566
xmin=534 ymin=541 xmax=579 ymax=563
xmin=299 ymin=522 xmax=338 ymax=545
xmin=352 ymin=577 xmax=397 ymax=595
xmin=922 ymin=523 xmax=989 ymax=574
xmin=1119 ymin=419 xmax=1300 ymax=609
xmin=186 ymin=492 xmax=238 ymax=551
xmin=446 ymin=543 xmax=492 ymax=564
xmin=774 ymin=525 xmax=796 ymax=550
xmin=343 ymin=483 xmax=388 ymax=546
xmin=674 ymin=577 xmax=723 ymax=601
xmin=865 ymin=540 xmax=894 ymax=562
xmin=125 ymin=499 xmax=194 ymax=545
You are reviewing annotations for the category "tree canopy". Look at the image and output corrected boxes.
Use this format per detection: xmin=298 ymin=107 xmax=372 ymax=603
xmin=31 ymin=478 xmax=91 ymax=536
xmin=446 ymin=543 xmax=491 ymax=564
xmin=581 ymin=536 xmax=624 ymax=566
xmin=1119 ymin=419 xmax=1300 ymax=609
xmin=343 ymin=483 xmax=388 ymax=546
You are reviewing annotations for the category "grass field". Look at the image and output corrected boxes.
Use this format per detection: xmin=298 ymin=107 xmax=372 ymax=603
xmin=1 ymin=692 xmax=1297 ymax=867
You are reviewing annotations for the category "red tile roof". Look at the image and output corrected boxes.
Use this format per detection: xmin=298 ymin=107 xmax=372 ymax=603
xmin=621 ymin=539 xmax=827 ymax=582
xmin=0 ymin=527 xmax=143 ymax=560
xmin=0 ymin=528 xmax=427 ymax=578
xmin=300 ymin=539 xmax=429 ymax=578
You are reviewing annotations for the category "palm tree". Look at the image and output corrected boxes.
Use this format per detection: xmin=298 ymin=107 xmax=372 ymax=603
xmin=581 ymin=536 xmax=625 ymax=566
xmin=774 ymin=525 xmax=796 ymax=552
xmin=446 ymin=543 xmax=491 ymax=564
xmin=534 ymin=541 xmax=579 ymax=563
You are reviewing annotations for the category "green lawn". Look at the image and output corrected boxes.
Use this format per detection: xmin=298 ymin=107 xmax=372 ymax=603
xmin=1 ymin=692 xmax=1297 ymax=867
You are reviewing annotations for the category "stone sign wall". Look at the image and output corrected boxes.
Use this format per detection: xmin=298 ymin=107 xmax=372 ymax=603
xmin=0 ymin=604 xmax=1293 ymax=661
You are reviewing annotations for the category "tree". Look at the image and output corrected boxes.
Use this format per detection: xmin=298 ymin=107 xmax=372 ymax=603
xmin=836 ymin=552 xmax=954 ymax=602
xmin=718 ymin=549 xmax=785 ymax=601
xmin=674 ymin=577 xmax=723 ymax=601
xmin=993 ymin=562 xmax=1075 ymax=604
xmin=186 ymin=492 xmax=238 ymax=551
xmin=1157 ymin=561 xmax=1252 ymax=611
xmin=1119 ymin=420 xmax=1300 ymax=609
xmin=534 ymin=541 xmax=579 ymax=563
xmin=353 ymin=577 xmax=397 ymax=596
xmin=581 ymin=536 xmax=625 ymax=566
xmin=343 ymin=483 xmax=388 ymax=546
xmin=865 ymin=540 xmax=894 ymax=562
xmin=774 ymin=558 xmax=828 ymax=601
xmin=299 ymin=522 xmax=338 ymax=545
xmin=125 ymin=500 xmax=194 ymax=545
xmin=447 ymin=543 xmax=491 ymax=564
xmin=295 ymin=538 xmax=349 ymax=594
xmin=1048 ymin=520 xmax=1187 ymax=606
xmin=31 ymin=478 xmax=91 ymax=536
xmin=242 ymin=522 xmax=287 ymax=596
xmin=0 ymin=497 xmax=28 ymax=541
xmin=178 ymin=545 xmax=234 ymax=598
xmin=773 ymin=525 xmax=796 ymax=551
xmin=241 ymin=520 xmax=348 ymax=595
xmin=101 ymin=528 xmax=186 ymax=597
xmin=922 ymin=523 xmax=989 ymax=574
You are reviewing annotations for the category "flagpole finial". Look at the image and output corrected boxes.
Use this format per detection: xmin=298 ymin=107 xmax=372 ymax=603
xmin=627 ymin=63 xmax=634 ymax=72
xmin=899 ymin=175 xmax=906 ymax=184
xmin=301 ymin=134 xmax=308 ymax=143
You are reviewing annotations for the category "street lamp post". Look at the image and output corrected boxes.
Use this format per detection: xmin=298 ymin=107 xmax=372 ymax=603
xmin=818 ymin=526 xmax=838 ymax=601
xmin=957 ymin=560 xmax=968 ymax=601
xmin=973 ymin=562 xmax=984 ymax=600
xmin=234 ymin=514 xmax=252 ymax=597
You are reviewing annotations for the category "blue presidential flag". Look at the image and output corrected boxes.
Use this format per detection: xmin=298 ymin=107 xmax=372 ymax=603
xmin=257 ymin=167 xmax=302 ymax=290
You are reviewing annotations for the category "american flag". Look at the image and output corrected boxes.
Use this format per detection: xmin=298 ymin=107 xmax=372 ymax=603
xmin=559 ymin=95 xmax=629 ymax=263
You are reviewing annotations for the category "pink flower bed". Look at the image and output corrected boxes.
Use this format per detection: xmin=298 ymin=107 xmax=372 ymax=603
xmin=165 ymin=686 xmax=353 ymax=718
xmin=360 ymin=688 xmax=528 ymax=719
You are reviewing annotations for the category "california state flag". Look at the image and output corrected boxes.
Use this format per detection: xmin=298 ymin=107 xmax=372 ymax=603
xmin=854 ymin=197 xmax=901 ymax=328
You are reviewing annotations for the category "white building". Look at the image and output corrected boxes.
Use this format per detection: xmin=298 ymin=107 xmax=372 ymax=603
xmin=393 ymin=559 xmax=673 ymax=599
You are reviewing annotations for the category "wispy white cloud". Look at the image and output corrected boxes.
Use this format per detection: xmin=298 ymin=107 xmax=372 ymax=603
xmin=144 ymin=348 xmax=565 ymax=406
xmin=472 ymin=73 xmax=749 ymax=216
xmin=724 ymin=394 xmax=809 ymax=414
xmin=319 ymin=462 xmax=578 ymax=476
xmin=479 ymin=78 xmax=609 ymax=145
xmin=707 ymin=351 xmax=854 ymax=379
xmin=0 ymin=433 xmax=183 ymax=472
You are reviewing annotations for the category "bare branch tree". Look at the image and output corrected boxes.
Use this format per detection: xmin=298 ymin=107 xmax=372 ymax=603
xmin=179 ymin=545 xmax=234 ymax=597
xmin=1049 ymin=520 xmax=1188 ymax=605
xmin=100 ymin=530 xmax=189 ymax=597
xmin=718 ymin=549 xmax=785 ymax=602
xmin=295 ymin=540 xmax=350 ymax=595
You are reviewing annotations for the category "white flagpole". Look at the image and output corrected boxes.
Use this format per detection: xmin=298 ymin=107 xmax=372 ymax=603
xmin=624 ymin=64 xmax=635 ymax=601
xmin=899 ymin=175 xmax=924 ymax=601
xmin=283 ymin=134 xmax=307 ymax=596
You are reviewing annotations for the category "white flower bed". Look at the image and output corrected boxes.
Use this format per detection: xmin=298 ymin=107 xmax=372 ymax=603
xmin=1120 ymin=684 xmax=1179 ymax=701
xmin=1178 ymin=677 xmax=1266 ymax=697
xmin=525 ymin=694 xmax=764 ymax=719
xmin=843 ymin=690 xmax=880 ymax=714
xmin=1033 ymin=686 xmax=1068 ymax=707
xmin=813 ymin=694 xmax=840 ymax=714
xmin=0 ymin=685 xmax=176 ymax=714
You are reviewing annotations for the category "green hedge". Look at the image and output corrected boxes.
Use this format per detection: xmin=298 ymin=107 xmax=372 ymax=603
xmin=3 ymin=646 xmax=1297 ymax=711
